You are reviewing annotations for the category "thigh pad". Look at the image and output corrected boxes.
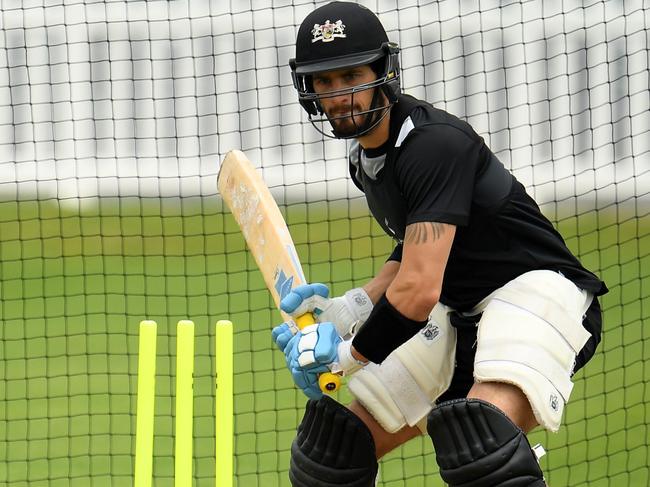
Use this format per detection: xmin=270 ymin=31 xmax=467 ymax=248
xmin=473 ymin=270 xmax=593 ymax=431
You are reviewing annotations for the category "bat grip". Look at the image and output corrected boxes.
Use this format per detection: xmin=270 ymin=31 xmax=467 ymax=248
xmin=295 ymin=312 xmax=341 ymax=394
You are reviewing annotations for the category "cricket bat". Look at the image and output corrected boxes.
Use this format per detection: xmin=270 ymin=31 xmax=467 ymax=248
xmin=217 ymin=150 xmax=340 ymax=393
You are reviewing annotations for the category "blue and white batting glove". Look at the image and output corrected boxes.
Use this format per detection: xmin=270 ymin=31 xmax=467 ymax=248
xmin=272 ymin=322 xmax=368 ymax=399
xmin=280 ymin=283 xmax=374 ymax=338
xmin=272 ymin=321 xmax=339 ymax=399
xmin=271 ymin=322 xmax=325 ymax=399
xmin=287 ymin=322 xmax=341 ymax=399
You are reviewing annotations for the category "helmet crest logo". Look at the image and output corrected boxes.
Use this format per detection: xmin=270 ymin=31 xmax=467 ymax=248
xmin=311 ymin=20 xmax=346 ymax=43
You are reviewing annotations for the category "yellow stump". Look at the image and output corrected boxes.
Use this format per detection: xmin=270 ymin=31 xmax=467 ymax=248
xmin=135 ymin=320 xmax=158 ymax=487
xmin=215 ymin=320 xmax=234 ymax=487
xmin=175 ymin=320 xmax=195 ymax=486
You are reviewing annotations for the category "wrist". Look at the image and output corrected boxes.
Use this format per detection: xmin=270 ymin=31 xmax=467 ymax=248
xmin=350 ymin=345 xmax=369 ymax=364
xmin=344 ymin=287 xmax=373 ymax=322
xmin=352 ymin=293 xmax=428 ymax=364
xmin=334 ymin=339 xmax=368 ymax=375
xmin=327 ymin=287 xmax=374 ymax=338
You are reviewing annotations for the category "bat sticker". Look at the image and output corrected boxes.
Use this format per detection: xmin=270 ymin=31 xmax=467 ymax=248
xmin=274 ymin=269 xmax=294 ymax=300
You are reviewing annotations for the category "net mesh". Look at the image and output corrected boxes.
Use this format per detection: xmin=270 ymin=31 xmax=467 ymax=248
xmin=0 ymin=1 xmax=648 ymax=486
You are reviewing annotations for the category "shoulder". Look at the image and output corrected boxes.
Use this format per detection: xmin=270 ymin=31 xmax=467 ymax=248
xmin=391 ymin=95 xmax=482 ymax=151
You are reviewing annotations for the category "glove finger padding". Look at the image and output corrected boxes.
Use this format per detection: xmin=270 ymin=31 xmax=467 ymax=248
xmin=284 ymin=334 xmax=301 ymax=368
xmin=291 ymin=364 xmax=329 ymax=400
xmin=291 ymin=323 xmax=341 ymax=370
xmin=281 ymin=283 xmax=330 ymax=317
xmin=313 ymin=323 xmax=341 ymax=364
xmin=272 ymin=322 xmax=294 ymax=352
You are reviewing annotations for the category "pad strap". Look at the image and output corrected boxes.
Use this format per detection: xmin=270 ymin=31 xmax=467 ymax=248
xmin=427 ymin=399 xmax=546 ymax=487
xmin=290 ymin=396 xmax=378 ymax=487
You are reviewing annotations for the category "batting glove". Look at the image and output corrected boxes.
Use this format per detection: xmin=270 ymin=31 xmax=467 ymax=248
xmin=288 ymin=322 xmax=340 ymax=399
xmin=272 ymin=322 xmax=339 ymax=399
xmin=280 ymin=283 xmax=374 ymax=338
xmin=273 ymin=321 xmax=368 ymax=399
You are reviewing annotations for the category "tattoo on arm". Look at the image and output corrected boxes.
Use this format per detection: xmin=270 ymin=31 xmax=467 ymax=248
xmin=404 ymin=222 xmax=448 ymax=245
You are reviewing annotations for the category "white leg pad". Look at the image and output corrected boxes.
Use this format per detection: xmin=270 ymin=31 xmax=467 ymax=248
xmin=348 ymin=304 xmax=457 ymax=434
xmin=473 ymin=270 xmax=593 ymax=432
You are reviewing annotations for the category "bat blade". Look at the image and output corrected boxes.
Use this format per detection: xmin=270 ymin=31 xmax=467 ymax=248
xmin=218 ymin=150 xmax=305 ymax=321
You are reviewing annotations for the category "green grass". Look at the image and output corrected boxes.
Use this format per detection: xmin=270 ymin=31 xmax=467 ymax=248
xmin=0 ymin=197 xmax=648 ymax=486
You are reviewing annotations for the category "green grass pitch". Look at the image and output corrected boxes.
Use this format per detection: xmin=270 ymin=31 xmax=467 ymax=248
xmin=0 ymin=197 xmax=648 ymax=486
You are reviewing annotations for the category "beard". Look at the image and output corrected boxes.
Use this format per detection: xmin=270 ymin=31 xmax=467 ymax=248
xmin=327 ymin=106 xmax=370 ymax=137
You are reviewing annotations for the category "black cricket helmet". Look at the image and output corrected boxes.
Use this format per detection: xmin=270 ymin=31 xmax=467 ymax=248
xmin=289 ymin=1 xmax=401 ymax=139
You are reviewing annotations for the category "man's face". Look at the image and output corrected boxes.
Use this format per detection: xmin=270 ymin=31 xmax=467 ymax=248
xmin=311 ymin=65 xmax=380 ymax=138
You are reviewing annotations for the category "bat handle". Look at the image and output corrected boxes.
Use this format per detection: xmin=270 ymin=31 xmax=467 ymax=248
xmin=295 ymin=313 xmax=342 ymax=394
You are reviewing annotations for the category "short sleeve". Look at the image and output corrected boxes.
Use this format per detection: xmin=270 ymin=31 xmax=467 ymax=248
xmin=394 ymin=124 xmax=482 ymax=227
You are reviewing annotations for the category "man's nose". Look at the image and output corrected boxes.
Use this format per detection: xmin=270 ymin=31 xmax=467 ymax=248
xmin=329 ymin=80 xmax=353 ymax=103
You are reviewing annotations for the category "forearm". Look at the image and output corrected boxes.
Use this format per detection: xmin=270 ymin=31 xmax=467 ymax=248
xmin=385 ymin=269 xmax=439 ymax=321
xmin=386 ymin=223 xmax=455 ymax=319
xmin=352 ymin=275 xmax=435 ymax=364
xmin=362 ymin=259 xmax=400 ymax=304
xmin=352 ymin=223 xmax=455 ymax=364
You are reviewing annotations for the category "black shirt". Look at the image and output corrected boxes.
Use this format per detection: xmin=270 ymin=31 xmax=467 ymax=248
xmin=349 ymin=94 xmax=608 ymax=312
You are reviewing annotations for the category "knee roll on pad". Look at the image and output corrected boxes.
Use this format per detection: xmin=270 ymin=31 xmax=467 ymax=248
xmin=427 ymin=399 xmax=546 ymax=487
xmin=348 ymin=303 xmax=456 ymax=434
xmin=290 ymin=396 xmax=378 ymax=487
